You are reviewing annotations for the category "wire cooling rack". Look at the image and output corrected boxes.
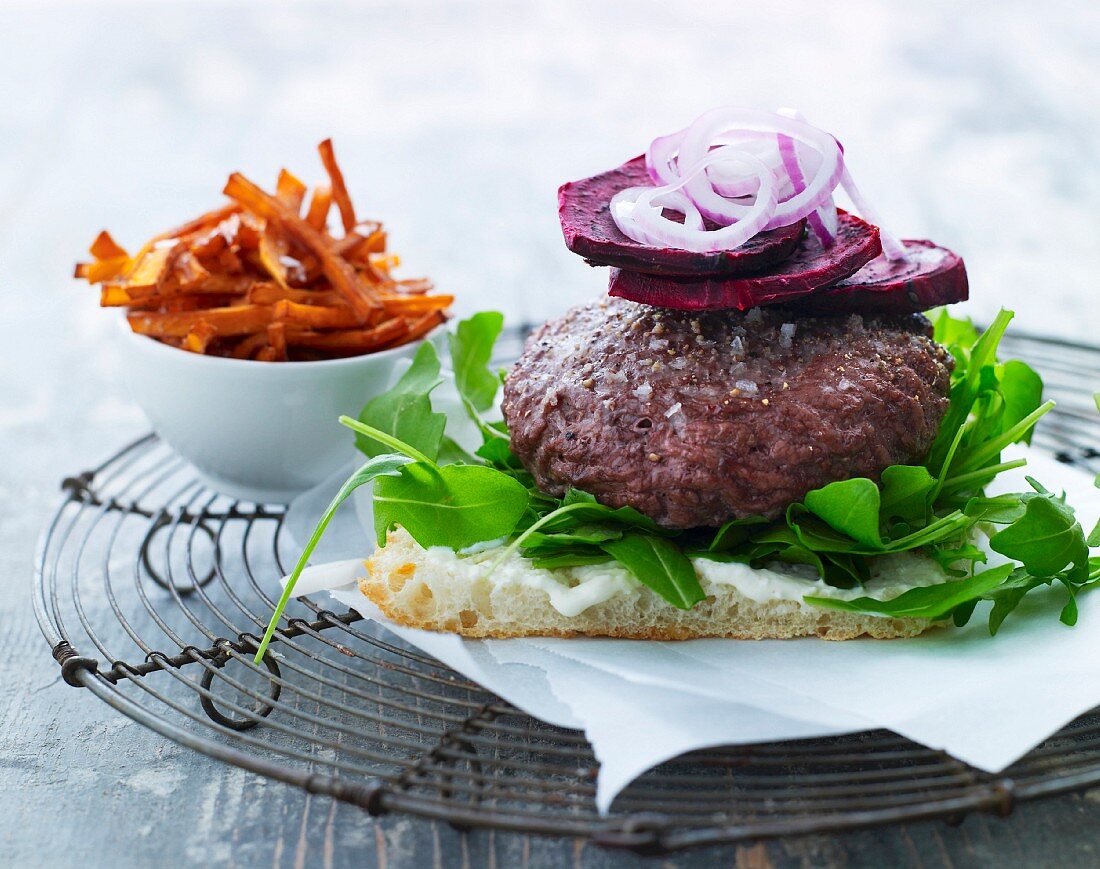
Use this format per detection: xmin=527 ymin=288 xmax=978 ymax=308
xmin=34 ymin=328 xmax=1100 ymax=854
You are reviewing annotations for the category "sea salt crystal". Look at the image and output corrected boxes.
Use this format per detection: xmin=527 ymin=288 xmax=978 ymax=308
xmin=633 ymin=382 xmax=653 ymax=401
xmin=779 ymin=323 xmax=797 ymax=348
xmin=838 ymin=377 xmax=855 ymax=391
xmin=734 ymin=379 xmax=758 ymax=395
xmin=746 ymin=307 xmax=765 ymax=325
xmin=730 ymin=336 xmax=745 ymax=355
xmin=669 ymin=356 xmax=688 ymax=370
xmin=665 ymin=402 xmax=682 ymax=418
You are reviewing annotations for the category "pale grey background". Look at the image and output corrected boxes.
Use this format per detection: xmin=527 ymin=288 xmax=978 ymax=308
xmin=2 ymin=1 xmax=1099 ymax=866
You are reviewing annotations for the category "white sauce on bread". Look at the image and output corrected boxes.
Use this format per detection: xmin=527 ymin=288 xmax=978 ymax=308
xmin=416 ymin=544 xmax=951 ymax=618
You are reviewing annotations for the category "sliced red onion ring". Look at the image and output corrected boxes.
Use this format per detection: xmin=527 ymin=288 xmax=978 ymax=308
xmin=612 ymin=147 xmax=779 ymax=253
xmin=645 ymin=131 xmax=682 ymax=186
xmin=676 ymin=108 xmax=843 ymax=228
xmin=777 ymin=132 xmax=835 ymax=247
xmin=619 ymin=107 xmax=912 ymax=259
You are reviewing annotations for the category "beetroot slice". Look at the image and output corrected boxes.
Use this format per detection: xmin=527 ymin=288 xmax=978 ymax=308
xmin=607 ymin=211 xmax=881 ymax=311
xmin=558 ymin=156 xmax=805 ymax=277
xmin=788 ymin=240 xmax=968 ymax=315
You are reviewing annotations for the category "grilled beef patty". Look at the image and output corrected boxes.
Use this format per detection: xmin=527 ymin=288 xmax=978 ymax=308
xmin=502 ymin=297 xmax=952 ymax=529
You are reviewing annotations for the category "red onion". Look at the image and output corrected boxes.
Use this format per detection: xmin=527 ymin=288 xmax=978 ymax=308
xmin=613 ymin=107 xmax=909 ymax=259
xmin=612 ymin=147 xmax=778 ymax=253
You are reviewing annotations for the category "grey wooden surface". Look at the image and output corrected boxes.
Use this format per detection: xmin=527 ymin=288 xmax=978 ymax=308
xmin=3 ymin=1 xmax=1099 ymax=866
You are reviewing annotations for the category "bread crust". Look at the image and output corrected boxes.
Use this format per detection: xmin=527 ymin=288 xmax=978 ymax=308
xmin=359 ymin=529 xmax=940 ymax=642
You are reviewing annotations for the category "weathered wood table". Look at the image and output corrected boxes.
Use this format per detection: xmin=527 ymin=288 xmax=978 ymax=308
xmin=3 ymin=1 xmax=1098 ymax=865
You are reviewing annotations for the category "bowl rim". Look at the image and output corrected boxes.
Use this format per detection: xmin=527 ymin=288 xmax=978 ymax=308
xmin=116 ymin=312 xmax=447 ymax=370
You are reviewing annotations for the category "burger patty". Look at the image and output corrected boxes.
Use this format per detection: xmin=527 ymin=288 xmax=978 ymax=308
xmin=502 ymin=297 xmax=952 ymax=529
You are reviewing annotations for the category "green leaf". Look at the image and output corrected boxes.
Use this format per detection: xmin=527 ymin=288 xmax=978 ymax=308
xmin=964 ymin=493 xmax=1030 ymax=524
xmin=550 ymin=489 xmax=665 ymax=534
xmin=931 ymin=307 xmax=980 ymax=350
xmin=929 ymin=540 xmax=987 ymax=577
xmin=998 ymin=360 xmax=1044 ymax=444
xmin=450 ymin=311 xmax=505 ymax=412
xmin=437 ymin=435 xmax=480 ymax=465
xmin=806 ymin=564 xmax=1014 ymax=621
xmin=529 ymin=550 xmax=614 ymax=570
xmin=254 ymin=453 xmax=413 ymax=662
xmin=802 ymin=478 xmax=883 ymax=548
xmin=475 ymin=435 xmax=523 ymax=469
xmin=927 ymin=309 xmax=1014 ymax=472
xmin=1088 ymin=518 xmax=1100 ymax=548
xmin=989 ymin=495 xmax=1089 ymax=580
xmin=600 ymin=532 xmax=705 ymax=610
xmin=356 ymin=341 xmax=446 ymax=461
xmin=708 ymin=516 xmax=771 ymax=551
xmin=373 ymin=462 xmax=530 ymax=550
xmin=879 ymin=465 xmax=936 ymax=525
xmin=522 ymin=526 xmax=624 ymax=549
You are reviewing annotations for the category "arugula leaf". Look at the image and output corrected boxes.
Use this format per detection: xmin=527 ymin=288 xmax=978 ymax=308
xmin=989 ymin=495 xmax=1089 ymax=580
xmin=356 ymin=341 xmax=446 ymax=461
xmin=927 ymin=309 xmax=1013 ymax=474
xmin=803 ymin=478 xmax=883 ymax=548
xmin=806 ymin=564 xmax=1014 ymax=622
xmin=998 ymin=359 xmax=1044 ymax=445
xmin=600 ymin=533 xmax=705 ymax=610
xmin=373 ymin=462 xmax=530 ymax=550
xmin=708 ymin=516 xmax=771 ymax=551
xmin=475 ymin=435 xmax=523 ymax=469
xmin=437 ymin=435 xmax=480 ymax=465
xmin=253 ymin=453 xmax=412 ymax=662
xmin=450 ymin=311 xmax=505 ymax=413
xmin=522 ymin=526 xmax=624 ymax=549
xmin=879 ymin=465 xmax=936 ymax=525
xmin=529 ymin=550 xmax=614 ymax=570
xmin=550 ymin=489 xmax=665 ymax=533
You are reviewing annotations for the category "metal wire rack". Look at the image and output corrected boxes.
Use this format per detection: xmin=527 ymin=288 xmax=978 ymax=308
xmin=33 ymin=327 xmax=1100 ymax=854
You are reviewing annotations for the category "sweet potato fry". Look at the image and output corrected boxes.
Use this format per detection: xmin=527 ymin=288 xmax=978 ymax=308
xmin=231 ymin=332 xmax=269 ymax=359
xmin=379 ymin=294 xmax=454 ymax=316
xmin=75 ymin=256 xmax=130 ymax=283
xmin=248 ymin=284 xmax=342 ymax=306
xmin=89 ymin=230 xmax=129 ymax=261
xmin=274 ymin=299 xmax=362 ymax=329
xmin=101 ymin=287 xmax=238 ymax=311
xmin=317 ymin=139 xmax=356 ymax=233
xmin=255 ymin=346 xmax=278 ymax=362
xmin=223 ymin=172 xmax=381 ymax=321
xmin=267 ymin=321 xmax=287 ymax=360
xmin=275 ymin=169 xmax=307 ymax=212
xmin=389 ymin=310 xmax=446 ymax=346
xmin=285 ymin=317 xmax=408 ymax=352
xmin=394 ymin=277 xmax=434 ymax=295
xmin=305 ymin=184 xmax=332 ymax=231
xmin=257 ymin=225 xmax=291 ymax=289
xmin=150 ymin=203 xmax=240 ymax=244
xmin=124 ymin=245 xmax=174 ymax=289
xmin=335 ymin=230 xmax=387 ymax=264
xmin=128 ymin=304 xmax=274 ymax=338
xmin=183 ymin=319 xmax=218 ymax=354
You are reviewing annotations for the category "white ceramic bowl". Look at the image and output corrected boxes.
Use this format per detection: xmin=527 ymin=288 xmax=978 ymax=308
xmin=117 ymin=317 xmax=440 ymax=503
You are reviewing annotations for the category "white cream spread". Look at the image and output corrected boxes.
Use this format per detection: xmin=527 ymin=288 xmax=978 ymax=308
xmin=418 ymin=543 xmax=952 ymax=618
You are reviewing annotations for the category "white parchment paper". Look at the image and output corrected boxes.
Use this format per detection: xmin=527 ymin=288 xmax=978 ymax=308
xmin=284 ymin=445 xmax=1100 ymax=814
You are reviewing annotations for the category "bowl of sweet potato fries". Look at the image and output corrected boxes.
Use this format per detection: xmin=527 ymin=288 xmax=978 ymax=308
xmin=77 ymin=140 xmax=450 ymax=501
